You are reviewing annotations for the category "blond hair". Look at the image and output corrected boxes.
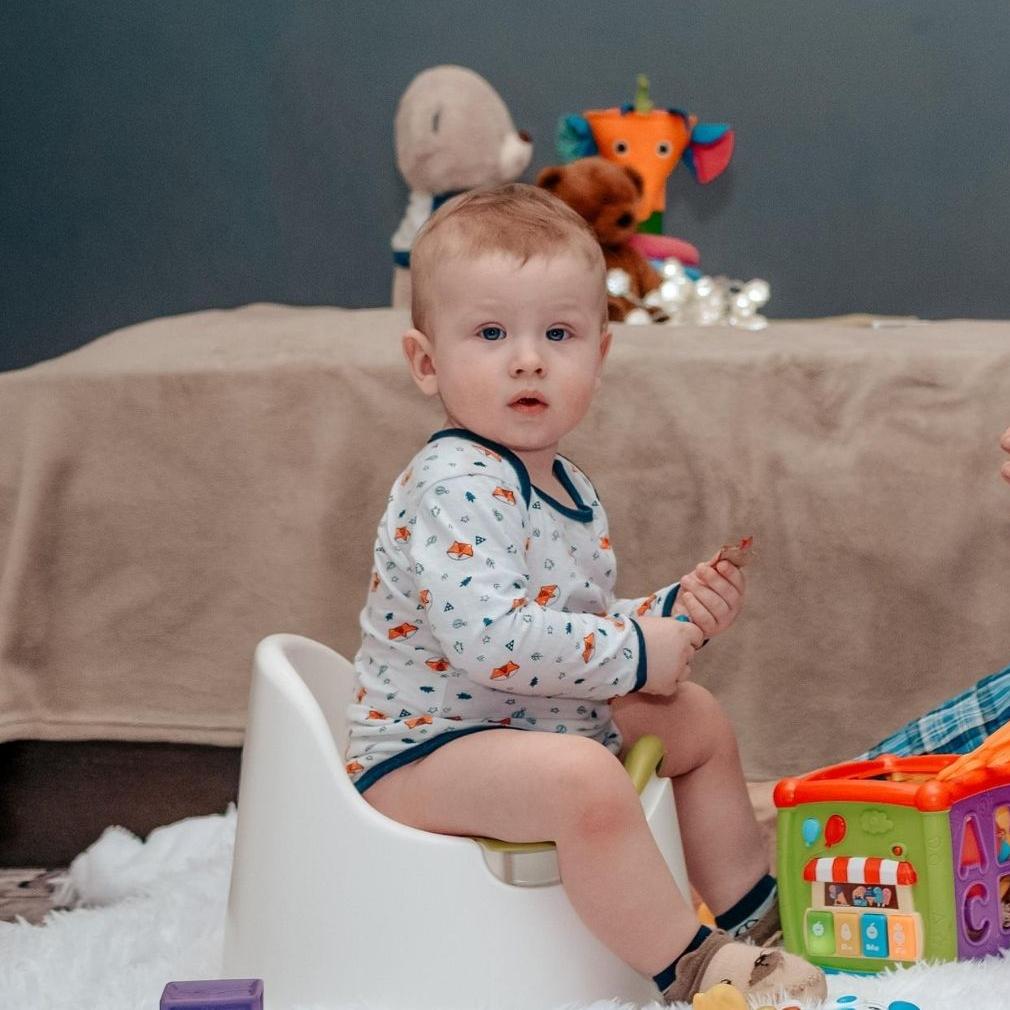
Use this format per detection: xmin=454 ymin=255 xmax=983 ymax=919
xmin=410 ymin=183 xmax=606 ymax=333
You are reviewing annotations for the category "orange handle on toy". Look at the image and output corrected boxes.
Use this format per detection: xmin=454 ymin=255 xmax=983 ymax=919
xmin=936 ymin=720 xmax=1010 ymax=782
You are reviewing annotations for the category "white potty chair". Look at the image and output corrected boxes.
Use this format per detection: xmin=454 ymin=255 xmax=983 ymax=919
xmin=223 ymin=634 xmax=691 ymax=1010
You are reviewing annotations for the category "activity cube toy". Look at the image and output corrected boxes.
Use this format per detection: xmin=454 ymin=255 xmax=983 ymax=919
xmin=775 ymin=724 xmax=1010 ymax=972
xmin=160 ymin=978 xmax=263 ymax=1010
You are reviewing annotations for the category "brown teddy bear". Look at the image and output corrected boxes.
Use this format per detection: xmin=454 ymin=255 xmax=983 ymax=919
xmin=536 ymin=156 xmax=662 ymax=322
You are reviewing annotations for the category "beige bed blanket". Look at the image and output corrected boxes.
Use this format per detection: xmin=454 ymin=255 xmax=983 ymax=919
xmin=2 ymin=305 xmax=1008 ymax=778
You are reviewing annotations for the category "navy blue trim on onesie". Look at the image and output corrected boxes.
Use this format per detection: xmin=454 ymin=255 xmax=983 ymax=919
xmin=660 ymin=582 xmax=709 ymax=649
xmin=537 ymin=458 xmax=594 ymax=523
xmin=558 ymin=452 xmax=603 ymax=506
xmin=354 ymin=724 xmax=514 ymax=794
xmin=429 ymin=429 xmax=596 ymax=522
xmin=428 ymin=429 xmax=533 ymax=508
xmin=356 ymin=430 xmax=638 ymax=786
xmin=661 ymin=583 xmax=681 ymax=616
xmin=628 ymin=618 xmax=649 ymax=691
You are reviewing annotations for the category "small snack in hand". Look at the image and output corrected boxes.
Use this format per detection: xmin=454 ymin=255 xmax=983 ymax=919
xmin=714 ymin=536 xmax=755 ymax=568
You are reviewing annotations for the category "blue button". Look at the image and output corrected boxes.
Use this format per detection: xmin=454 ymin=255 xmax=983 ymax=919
xmin=860 ymin=912 xmax=889 ymax=957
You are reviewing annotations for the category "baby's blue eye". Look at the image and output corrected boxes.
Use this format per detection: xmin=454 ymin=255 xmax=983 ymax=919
xmin=480 ymin=326 xmax=505 ymax=341
xmin=546 ymin=327 xmax=569 ymax=341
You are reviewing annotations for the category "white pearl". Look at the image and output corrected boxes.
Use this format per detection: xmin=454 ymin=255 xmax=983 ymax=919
xmin=732 ymin=292 xmax=754 ymax=315
xmin=661 ymin=258 xmax=686 ymax=279
xmin=624 ymin=308 xmax=652 ymax=325
xmin=606 ymin=269 xmax=632 ymax=298
xmin=660 ymin=277 xmax=689 ymax=305
xmin=744 ymin=279 xmax=771 ymax=306
xmin=694 ymin=276 xmax=715 ymax=299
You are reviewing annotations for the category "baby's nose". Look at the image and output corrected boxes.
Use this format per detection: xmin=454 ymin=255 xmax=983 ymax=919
xmin=511 ymin=359 xmax=545 ymax=376
xmin=510 ymin=346 xmax=545 ymax=375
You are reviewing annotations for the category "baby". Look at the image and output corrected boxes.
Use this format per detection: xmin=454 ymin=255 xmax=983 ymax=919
xmin=345 ymin=183 xmax=826 ymax=1004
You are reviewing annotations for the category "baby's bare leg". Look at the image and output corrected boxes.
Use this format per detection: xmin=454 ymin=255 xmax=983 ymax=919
xmin=363 ymin=729 xmax=700 ymax=975
xmin=611 ymin=682 xmax=770 ymax=916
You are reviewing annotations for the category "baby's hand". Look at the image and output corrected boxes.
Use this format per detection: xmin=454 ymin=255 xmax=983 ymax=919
xmin=634 ymin=616 xmax=704 ymax=695
xmin=672 ymin=557 xmax=746 ymax=637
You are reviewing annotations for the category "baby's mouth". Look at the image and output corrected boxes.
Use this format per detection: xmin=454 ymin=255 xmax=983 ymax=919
xmin=509 ymin=393 xmax=548 ymax=414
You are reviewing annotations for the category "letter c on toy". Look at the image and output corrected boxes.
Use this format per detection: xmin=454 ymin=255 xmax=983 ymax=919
xmin=962 ymin=882 xmax=990 ymax=943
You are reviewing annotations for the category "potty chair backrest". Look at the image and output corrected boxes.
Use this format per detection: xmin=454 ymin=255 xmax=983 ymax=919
xmin=271 ymin=632 xmax=352 ymax=746
xmin=223 ymin=633 xmax=681 ymax=1010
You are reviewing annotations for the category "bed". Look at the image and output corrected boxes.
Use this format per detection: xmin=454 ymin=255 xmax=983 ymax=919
xmin=2 ymin=305 xmax=1008 ymax=857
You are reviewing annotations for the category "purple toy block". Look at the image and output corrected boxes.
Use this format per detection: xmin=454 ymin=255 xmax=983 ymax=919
xmin=160 ymin=978 xmax=264 ymax=1010
xmin=950 ymin=783 xmax=1010 ymax=959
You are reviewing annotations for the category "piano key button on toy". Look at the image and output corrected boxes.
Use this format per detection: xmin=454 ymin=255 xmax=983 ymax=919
xmin=805 ymin=909 xmax=836 ymax=955
xmin=886 ymin=914 xmax=919 ymax=960
xmin=860 ymin=912 xmax=889 ymax=958
xmin=835 ymin=911 xmax=861 ymax=957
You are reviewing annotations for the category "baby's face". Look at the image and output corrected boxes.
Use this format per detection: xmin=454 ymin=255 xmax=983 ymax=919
xmin=411 ymin=251 xmax=610 ymax=457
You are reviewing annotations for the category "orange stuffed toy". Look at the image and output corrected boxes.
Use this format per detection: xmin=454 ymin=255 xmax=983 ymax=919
xmin=537 ymin=156 xmax=668 ymax=322
xmin=558 ymin=75 xmax=735 ymax=234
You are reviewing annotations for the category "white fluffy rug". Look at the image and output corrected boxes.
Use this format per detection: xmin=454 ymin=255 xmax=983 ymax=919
xmin=2 ymin=810 xmax=1009 ymax=1010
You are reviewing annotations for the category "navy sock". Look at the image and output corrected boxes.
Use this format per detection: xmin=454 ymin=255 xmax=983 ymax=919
xmin=714 ymin=873 xmax=777 ymax=936
xmin=652 ymin=924 xmax=712 ymax=992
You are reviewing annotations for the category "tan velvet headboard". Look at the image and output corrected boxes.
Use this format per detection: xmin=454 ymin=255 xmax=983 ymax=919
xmin=2 ymin=305 xmax=1008 ymax=778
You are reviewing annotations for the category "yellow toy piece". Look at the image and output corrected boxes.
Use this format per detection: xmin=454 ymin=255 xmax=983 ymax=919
xmin=692 ymin=981 xmax=748 ymax=1010
xmin=696 ymin=900 xmax=716 ymax=926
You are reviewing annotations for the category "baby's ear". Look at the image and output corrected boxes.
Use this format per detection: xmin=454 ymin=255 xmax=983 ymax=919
xmin=600 ymin=328 xmax=613 ymax=359
xmin=595 ymin=329 xmax=613 ymax=389
xmin=402 ymin=328 xmax=439 ymax=397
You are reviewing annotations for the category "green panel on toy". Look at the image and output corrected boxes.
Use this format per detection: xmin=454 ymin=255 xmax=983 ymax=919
xmin=777 ymin=799 xmax=957 ymax=973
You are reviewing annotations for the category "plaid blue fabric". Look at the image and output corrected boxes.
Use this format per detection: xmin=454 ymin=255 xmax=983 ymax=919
xmin=859 ymin=664 xmax=1010 ymax=759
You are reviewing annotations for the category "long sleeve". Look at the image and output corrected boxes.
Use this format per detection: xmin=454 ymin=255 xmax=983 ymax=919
xmin=609 ymin=581 xmax=682 ymax=620
xmin=402 ymin=474 xmax=647 ymax=700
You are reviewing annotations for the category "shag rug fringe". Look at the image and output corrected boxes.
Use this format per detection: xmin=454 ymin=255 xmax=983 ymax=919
xmin=2 ymin=809 xmax=1009 ymax=1009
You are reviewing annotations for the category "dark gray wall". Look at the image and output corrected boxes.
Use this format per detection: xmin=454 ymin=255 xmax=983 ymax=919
xmin=4 ymin=1 xmax=1009 ymax=372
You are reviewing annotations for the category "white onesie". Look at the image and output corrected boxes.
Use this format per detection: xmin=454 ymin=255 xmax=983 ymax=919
xmin=345 ymin=429 xmax=681 ymax=793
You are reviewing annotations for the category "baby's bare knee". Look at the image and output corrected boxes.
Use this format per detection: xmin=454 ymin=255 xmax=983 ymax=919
xmin=674 ymin=682 xmax=739 ymax=755
xmin=675 ymin=681 xmax=725 ymax=721
xmin=549 ymin=738 xmax=641 ymax=838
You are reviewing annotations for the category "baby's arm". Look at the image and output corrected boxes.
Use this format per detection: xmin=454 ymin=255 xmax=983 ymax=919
xmin=609 ymin=582 xmax=684 ymax=620
xmin=403 ymin=476 xmax=693 ymax=700
xmin=612 ymin=538 xmax=753 ymax=638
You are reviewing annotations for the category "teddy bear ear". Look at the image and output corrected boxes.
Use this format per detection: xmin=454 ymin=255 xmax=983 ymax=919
xmin=536 ymin=166 xmax=565 ymax=191
xmin=621 ymin=165 xmax=645 ymax=196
